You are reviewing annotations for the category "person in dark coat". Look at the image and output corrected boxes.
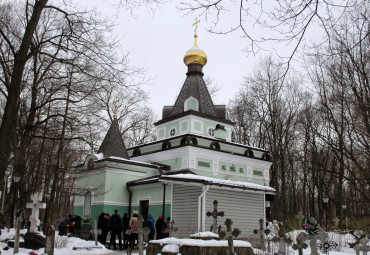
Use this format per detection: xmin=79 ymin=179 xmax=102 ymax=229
xmin=147 ymin=213 xmax=155 ymax=241
xmin=122 ymin=213 xmax=130 ymax=249
xmin=97 ymin=212 xmax=107 ymax=244
xmin=58 ymin=215 xmax=71 ymax=236
xmin=101 ymin=213 xmax=110 ymax=245
xmin=108 ymin=209 xmax=123 ymax=250
xmin=155 ymin=215 xmax=166 ymax=240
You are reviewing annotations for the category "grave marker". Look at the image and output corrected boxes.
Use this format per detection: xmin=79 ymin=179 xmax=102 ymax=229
xmin=219 ymin=218 xmax=240 ymax=255
xmin=310 ymin=231 xmax=328 ymax=255
xmin=354 ymin=237 xmax=370 ymax=255
xmin=131 ymin=215 xmax=150 ymax=255
xmin=271 ymin=222 xmax=292 ymax=255
xmin=26 ymin=192 xmax=46 ymax=233
xmin=253 ymin=218 xmax=270 ymax=250
xmin=14 ymin=216 xmax=21 ymax=254
xmin=292 ymin=232 xmax=308 ymax=255
xmin=206 ymin=200 xmax=224 ymax=234
xmin=44 ymin=225 xmax=56 ymax=255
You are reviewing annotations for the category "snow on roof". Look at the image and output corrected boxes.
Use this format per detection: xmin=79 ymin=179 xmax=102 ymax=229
xmin=190 ymin=231 xmax=219 ymax=238
xmin=93 ymin=153 xmax=104 ymax=160
xmin=160 ymin=173 xmax=276 ymax=193
xmin=107 ymin=156 xmax=158 ymax=168
xmin=150 ymin=237 xmax=251 ymax=248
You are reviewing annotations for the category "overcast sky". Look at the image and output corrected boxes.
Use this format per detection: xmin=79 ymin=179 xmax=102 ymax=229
xmin=75 ymin=0 xmax=320 ymax=118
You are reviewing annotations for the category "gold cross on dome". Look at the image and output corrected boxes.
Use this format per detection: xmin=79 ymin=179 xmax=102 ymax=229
xmin=193 ymin=17 xmax=200 ymax=35
xmin=113 ymin=96 xmax=119 ymax=119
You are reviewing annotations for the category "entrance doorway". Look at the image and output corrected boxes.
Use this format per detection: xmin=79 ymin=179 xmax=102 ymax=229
xmin=140 ymin=200 xmax=149 ymax=220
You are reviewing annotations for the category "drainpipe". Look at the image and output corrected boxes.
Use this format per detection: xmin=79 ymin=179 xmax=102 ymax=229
xmin=162 ymin=183 xmax=167 ymax=217
xmin=198 ymin=185 xmax=209 ymax=232
xmin=126 ymin=184 xmax=132 ymax=218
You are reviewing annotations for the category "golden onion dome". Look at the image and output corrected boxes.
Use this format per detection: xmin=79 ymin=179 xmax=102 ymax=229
xmin=183 ymin=34 xmax=207 ymax=66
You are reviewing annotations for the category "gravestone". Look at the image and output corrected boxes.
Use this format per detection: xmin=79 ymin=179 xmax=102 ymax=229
xmin=219 ymin=218 xmax=241 ymax=255
xmin=26 ymin=192 xmax=46 ymax=232
xmin=354 ymin=237 xmax=370 ymax=255
xmin=333 ymin=217 xmax=339 ymax=230
xmin=44 ymin=225 xmax=56 ymax=255
xmin=206 ymin=200 xmax=224 ymax=234
xmin=14 ymin=216 xmax=21 ymax=254
xmin=253 ymin=218 xmax=270 ymax=250
xmin=271 ymin=222 xmax=292 ymax=255
xmin=167 ymin=220 xmax=178 ymax=237
xmin=130 ymin=215 xmax=150 ymax=255
xmin=309 ymin=231 xmax=328 ymax=255
xmin=292 ymin=232 xmax=308 ymax=255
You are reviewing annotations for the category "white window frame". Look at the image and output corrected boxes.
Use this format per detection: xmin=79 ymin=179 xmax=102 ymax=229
xmin=207 ymin=126 xmax=215 ymax=137
xmin=169 ymin=127 xmax=177 ymax=137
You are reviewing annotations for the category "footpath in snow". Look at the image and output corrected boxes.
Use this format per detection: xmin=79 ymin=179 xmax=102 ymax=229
xmin=0 ymin=228 xmax=366 ymax=255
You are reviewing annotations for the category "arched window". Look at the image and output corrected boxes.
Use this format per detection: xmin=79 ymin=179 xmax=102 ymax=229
xmin=84 ymin=191 xmax=92 ymax=217
xmin=180 ymin=135 xmax=198 ymax=146
xmin=210 ymin=141 xmax=220 ymax=150
xmin=244 ymin=149 xmax=254 ymax=158
xmin=87 ymin=159 xmax=94 ymax=170
xmin=162 ymin=140 xmax=171 ymax=150
xmin=132 ymin=148 xmax=141 ymax=156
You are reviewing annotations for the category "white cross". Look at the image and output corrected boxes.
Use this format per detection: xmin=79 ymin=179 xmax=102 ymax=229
xmin=26 ymin=192 xmax=46 ymax=232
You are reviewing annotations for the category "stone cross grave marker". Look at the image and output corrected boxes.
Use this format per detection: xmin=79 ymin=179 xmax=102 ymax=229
xmin=14 ymin=215 xmax=22 ymax=254
xmin=219 ymin=218 xmax=241 ymax=255
xmin=309 ymin=231 xmax=328 ymax=255
xmin=90 ymin=220 xmax=100 ymax=246
xmin=206 ymin=200 xmax=224 ymax=234
xmin=26 ymin=192 xmax=46 ymax=233
xmin=253 ymin=218 xmax=270 ymax=250
xmin=292 ymin=232 xmax=309 ymax=255
xmin=130 ymin=215 xmax=150 ymax=255
xmin=167 ymin=220 xmax=178 ymax=237
xmin=354 ymin=237 xmax=370 ymax=255
xmin=333 ymin=217 xmax=340 ymax=230
xmin=271 ymin=222 xmax=293 ymax=255
xmin=44 ymin=225 xmax=56 ymax=255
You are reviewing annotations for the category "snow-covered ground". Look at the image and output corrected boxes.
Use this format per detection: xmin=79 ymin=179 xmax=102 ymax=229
xmin=0 ymin=228 xmax=365 ymax=255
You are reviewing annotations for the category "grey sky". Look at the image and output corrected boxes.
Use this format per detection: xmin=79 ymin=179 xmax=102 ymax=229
xmin=75 ymin=0 xmax=319 ymax=118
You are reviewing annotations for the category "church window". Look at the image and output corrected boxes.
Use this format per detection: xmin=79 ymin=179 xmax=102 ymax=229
xmin=221 ymin=165 xmax=226 ymax=170
xmin=230 ymin=165 xmax=236 ymax=171
xmin=84 ymin=191 xmax=92 ymax=217
xmin=170 ymin=128 xmax=176 ymax=136
xmin=184 ymin=96 xmax=199 ymax=111
xmin=239 ymin=168 xmax=244 ymax=173
xmin=87 ymin=159 xmax=94 ymax=170
xmin=208 ymin=127 xmax=214 ymax=137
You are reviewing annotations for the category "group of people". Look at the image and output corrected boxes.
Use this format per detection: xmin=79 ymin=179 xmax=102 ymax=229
xmin=146 ymin=214 xmax=172 ymax=241
xmin=97 ymin=209 xmax=172 ymax=250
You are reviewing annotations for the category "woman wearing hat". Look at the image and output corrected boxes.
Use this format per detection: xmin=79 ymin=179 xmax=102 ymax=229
xmin=155 ymin=215 xmax=166 ymax=240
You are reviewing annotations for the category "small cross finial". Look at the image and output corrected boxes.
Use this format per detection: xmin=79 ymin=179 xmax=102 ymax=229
xmin=113 ymin=96 xmax=119 ymax=119
xmin=192 ymin=17 xmax=200 ymax=36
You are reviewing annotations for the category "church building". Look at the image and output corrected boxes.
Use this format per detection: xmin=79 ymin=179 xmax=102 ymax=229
xmin=73 ymin=27 xmax=275 ymax=238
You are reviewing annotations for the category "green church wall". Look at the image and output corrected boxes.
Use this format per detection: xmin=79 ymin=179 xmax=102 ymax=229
xmin=181 ymin=121 xmax=188 ymax=132
xmin=197 ymin=139 xmax=209 ymax=147
xmin=193 ymin=121 xmax=201 ymax=132
xmin=158 ymin=158 xmax=182 ymax=170
xmin=159 ymin=129 xmax=165 ymax=139
xmin=73 ymin=206 xmax=83 ymax=217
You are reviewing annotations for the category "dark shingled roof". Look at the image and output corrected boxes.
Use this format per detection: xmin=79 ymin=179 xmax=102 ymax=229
xmin=168 ymin=64 xmax=217 ymax=117
xmin=97 ymin=119 xmax=129 ymax=159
